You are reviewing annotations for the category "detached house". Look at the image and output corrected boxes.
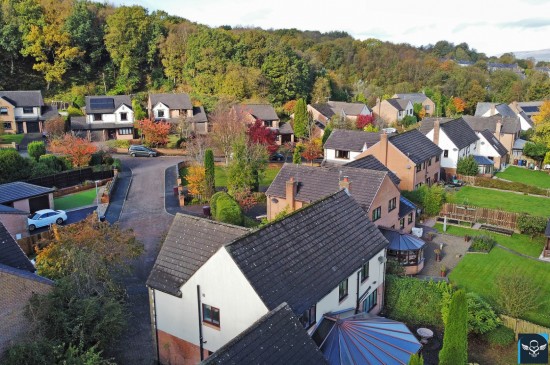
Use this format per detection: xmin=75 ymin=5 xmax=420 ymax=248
xmin=509 ymin=101 xmax=543 ymax=118
xmin=475 ymin=102 xmax=532 ymax=131
xmin=373 ymin=98 xmax=413 ymax=125
xmin=462 ymin=115 xmax=520 ymax=162
xmin=147 ymin=191 xmax=389 ymax=364
xmin=233 ymin=104 xmax=293 ymax=144
xmin=307 ymin=101 xmax=371 ymax=137
xmin=476 ymin=129 xmax=508 ymax=170
xmin=393 ymin=93 xmax=435 ymax=117
xmin=0 ymin=90 xmax=58 ymax=134
xmin=323 ymin=129 xmax=381 ymax=164
xmin=148 ymin=93 xmax=209 ymax=135
xmin=71 ymin=95 xmax=134 ymax=141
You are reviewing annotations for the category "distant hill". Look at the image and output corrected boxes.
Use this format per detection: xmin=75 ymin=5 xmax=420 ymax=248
xmin=512 ymin=49 xmax=550 ymax=62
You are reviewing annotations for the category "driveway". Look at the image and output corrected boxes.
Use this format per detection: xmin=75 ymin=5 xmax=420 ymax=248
xmin=30 ymin=206 xmax=97 ymax=235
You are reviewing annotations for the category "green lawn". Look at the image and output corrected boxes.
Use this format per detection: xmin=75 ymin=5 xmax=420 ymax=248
xmin=54 ymin=188 xmax=98 ymax=210
xmin=452 ymin=186 xmax=550 ymax=217
xmin=434 ymin=223 xmax=545 ymax=258
xmin=214 ymin=166 xmax=281 ymax=187
xmin=449 ymin=247 xmax=550 ymax=327
xmin=496 ymin=166 xmax=550 ymax=189
xmin=0 ymin=134 xmax=24 ymax=144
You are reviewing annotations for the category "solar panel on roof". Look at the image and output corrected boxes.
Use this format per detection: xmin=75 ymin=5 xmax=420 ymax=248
xmin=522 ymin=106 xmax=539 ymax=113
xmin=89 ymin=98 xmax=114 ymax=110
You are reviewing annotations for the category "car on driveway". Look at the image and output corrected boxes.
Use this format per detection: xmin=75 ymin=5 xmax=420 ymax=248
xmin=128 ymin=145 xmax=157 ymax=157
xmin=269 ymin=152 xmax=285 ymax=161
xmin=28 ymin=209 xmax=68 ymax=231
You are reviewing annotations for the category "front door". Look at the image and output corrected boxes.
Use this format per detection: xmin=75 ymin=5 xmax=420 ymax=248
xmin=16 ymin=121 xmax=24 ymax=133
xmin=107 ymin=129 xmax=117 ymax=140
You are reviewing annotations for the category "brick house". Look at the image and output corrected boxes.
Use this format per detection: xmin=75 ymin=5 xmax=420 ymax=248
xmin=0 ymin=90 xmax=58 ymax=134
xmin=373 ymin=98 xmax=413 ymax=125
xmin=393 ymin=93 xmax=435 ymax=117
xmin=233 ymin=104 xmax=293 ymax=144
xmin=148 ymin=93 xmax=209 ymax=135
xmin=147 ymin=191 xmax=388 ymax=364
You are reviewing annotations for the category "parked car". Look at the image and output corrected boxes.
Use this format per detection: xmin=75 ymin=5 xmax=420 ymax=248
xmin=269 ymin=152 xmax=285 ymax=161
xmin=128 ymin=145 xmax=157 ymax=157
xmin=28 ymin=209 xmax=67 ymax=231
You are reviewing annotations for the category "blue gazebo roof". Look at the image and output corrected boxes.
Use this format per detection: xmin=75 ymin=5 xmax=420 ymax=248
xmin=317 ymin=314 xmax=422 ymax=365
xmin=473 ymin=155 xmax=494 ymax=166
xmin=380 ymin=228 xmax=426 ymax=251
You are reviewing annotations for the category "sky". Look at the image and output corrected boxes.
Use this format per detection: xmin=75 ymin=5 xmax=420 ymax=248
xmin=99 ymin=0 xmax=550 ymax=56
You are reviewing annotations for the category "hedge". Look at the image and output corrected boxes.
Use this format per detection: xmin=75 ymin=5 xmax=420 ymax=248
xmin=210 ymin=192 xmax=244 ymax=226
xmin=474 ymin=177 xmax=549 ymax=196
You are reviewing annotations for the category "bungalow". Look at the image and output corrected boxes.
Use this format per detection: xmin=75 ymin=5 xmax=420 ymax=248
xmin=393 ymin=93 xmax=435 ymax=117
xmin=475 ymin=102 xmax=532 ymax=131
xmin=71 ymin=95 xmax=134 ymax=141
xmin=0 ymin=182 xmax=54 ymax=215
xmin=147 ymin=93 xmax=210 ymax=135
xmin=233 ymin=104 xmax=293 ymax=144
xmin=323 ymin=129 xmax=380 ymax=164
xmin=419 ymin=118 xmax=479 ymax=179
xmin=462 ymin=115 xmax=520 ymax=162
xmin=0 ymin=90 xmax=58 ymax=134
xmin=373 ymin=98 xmax=413 ymax=125
xmin=147 ymin=191 xmax=389 ymax=364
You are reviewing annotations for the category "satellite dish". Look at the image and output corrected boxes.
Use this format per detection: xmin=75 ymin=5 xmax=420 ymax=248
xmin=378 ymin=256 xmax=387 ymax=264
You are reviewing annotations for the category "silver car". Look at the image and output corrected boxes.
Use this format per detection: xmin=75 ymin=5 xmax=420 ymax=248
xmin=128 ymin=145 xmax=157 ymax=157
xmin=28 ymin=209 xmax=68 ymax=231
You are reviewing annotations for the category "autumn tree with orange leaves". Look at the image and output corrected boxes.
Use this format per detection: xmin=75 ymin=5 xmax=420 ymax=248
xmin=50 ymin=134 xmax=97 ymax=167
xmin=186 ymin=164 xmax=206 ymax=198
xmin=139 ymin=118 xmax=171 ymax=147
xmin=301 ymin=138 xmax=322 ymax=165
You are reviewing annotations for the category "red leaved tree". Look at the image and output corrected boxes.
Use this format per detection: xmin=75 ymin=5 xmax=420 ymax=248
xmin=50 ymin=133 xmax=97 ymax=167
xmin=139 ymin=119 xmax=171 ymax=147
xmin=247 ymin=120 xmax=278 ymax=154
xmin=356 ymin=114 xmax=375 ymax=130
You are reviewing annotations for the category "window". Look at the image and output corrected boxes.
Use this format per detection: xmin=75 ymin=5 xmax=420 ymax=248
xmin=120 ymin=112 xmax=128 ymax=121
xmin=22 ymin=107 xmax=33 ymax=114
xmin=388 ymin=249 xmax=424 ymax=266
xmin=0 ymin=107 xmax=8 ymax=115
xmin=434 ymin=172 xmax=439 ymax=182
xmin=371 ymin=206 xmax=381 ymax=222
xmin=338 ymin=279 xmax=348 ymax=301
xmin=436 ymin=155 xmax=440 ymax=162
xmin=400 ymin=217 xmax=405 ymax=229
xmin=264 ymin=120 xmax=273 ymax=127
xmin=118 ymin=128 xmax=132 ymax=135
xmin=416 ymin=164 xmax=421 ymax=172
xmin=3 ymin=122 xmax=12 ymax=130
xmin=426 ymin=177 xmax=431 ymax=186
xmin=202 ymin=304 xmax=220 ymax=327
xmin=388 ymin=197 xmax=396 ymax=212
xmin=360 ymin=262 xmax=369 ymax=282
xmin=93 ymin=114 xmax=102 ymax=121
xmin=425 ymin=105 xmax=430 ymax=111
xmin=428 ymin=158 xmax=432 ymax=166
xmin=362 ymin=289 xmax=378 ymax=313
xmin=299 ymin=305 xmax=316 ymax=329
xmin=443 ymin=150 xmax=449 ymax=158
xmin=157 ymin=110 xmax=164 ymax=118
xmin=335 ymin=150 xmax=350 ymax=159
xmin=408 ymin=212 xmax=413 ymax=224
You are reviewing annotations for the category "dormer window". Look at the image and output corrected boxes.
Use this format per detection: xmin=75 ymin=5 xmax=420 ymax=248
xmin=23 ymin=107 xmax=33 ymax=114
xmin=93 ymin=114 xmax=102 ymax=121
xmin=336 ymin=150 xmax=350 ymax=159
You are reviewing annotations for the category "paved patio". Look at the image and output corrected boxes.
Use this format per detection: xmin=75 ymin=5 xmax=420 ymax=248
xmin=417 ymin=231 xmax=471 ymax=278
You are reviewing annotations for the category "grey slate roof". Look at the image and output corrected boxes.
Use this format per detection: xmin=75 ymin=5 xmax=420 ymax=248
xmin=513 ymin=138 xmax=527 ymax=150
xmin=150 ymin=93 xmax=192 ymax=110
xmin=0 ymin=204 xmax=26 ymax=214
xmin=324 ymin=129 xmax=381 ymax=152
xmin=227 ymin=190 xmax=389 ymax=315
xmin=518 ymin=110 xmax=534 ymax=128
xmin=85 ymin=95 xmax=132 ymax=114
xmin=190 ymin=106 xmax=208 ymax=123
xmin=146 ymin=214 xmax=250 ymax=296
xmin=0 ymin=90 xmax=44 ymax=107
xmin=474 ymin=103 xmax=517 ymax=118
xmin=70 ymin=118 xmax=134 ymax=130
xmin=399 ymin=196 xmax=416 ymax=219
xmin=266 ymin=163 xmax=392 ymax=211
xmin=385 ymin=98 xmax=410 ymax=111
xmin=420 ymin=118 xmax=478 ymax=150
xmin=418 ymin=118 xmax=453 ymax=134
xmin=0 ymin=182 xmax=54 ymax=205
xmin=0 ymin=263 xmax=53 ymax=285
xmin=235 ymin=104 xmax=279 ymax=121
xmin=311 ymin=103 xmax=336 ymax=119
xmin=0 ymin=221 xmax=35 ymax=272
xmin=344 ymin=155 xmax=401 ymax=186
xmin=511 ymin=101 xmax=543 ymax=117
xmin=202 ymin=303 xmax=328 ymax=365
xmin=40 ymin=105 xmax=59 ymax=121
xmin=462 ymin=115 xmax=520 ymax=135
xmin=278 ymin=121 xmax=293 ymax=134
xmin=393 ymin=93 xmax=429 ymax=105
xmin=327 ymin=101 xmax=368 ymax=116
xmin=479 ymin=129 xmax=508 ymax=156
xmin=389 ymin=129 xmax=443 ymax=164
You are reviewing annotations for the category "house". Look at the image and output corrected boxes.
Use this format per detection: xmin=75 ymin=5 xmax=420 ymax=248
xmin=0 ymin=182 xmax=54 ymax=215
xmin=70 ymin=95 xmax=134 ymax=141
xmin=355 ymin=130 xmax=443 ymax=190
xmin=487 ymin=62 xmax=524 ymax=76
xmin=0 ymin=221 xmax=53 ymax=356
xmin=148 ymin=93 xmax=210 ymax=135
xmin=509 ymin=101 xmax=544 ymax=118
xmin=0 ymin=204 xmax=29 ymax=240
xmin=419 ymin=118 xmax=479 ymax=179
xmin=373 ymin=98 xmax=413 ymax=125
xmin=307 ymin=101 xmax=372 ymax=137
xmin=0 ymin=90 xmax=58 ymax=134
xmin=147 ymin=191 xmax=389 ymax=364
xmin=462 ymin=115 xmax=520 ymax=162
xmin=201 ymin=303 xmax=328 ymax=365
xmin=475 ymin=102 xmax=532 ymax=131
xmin=393 ymin=93 xmax=435 ymax=117
xmin=265 ymin=162 xmax=413 ymax=232
xmin=323 ymin=129 xmax=380 ymax=163
xmin=233 ymin=104 xmax=293 ymax=144
xmin=476 ymin=129 xmax=509 ymax=170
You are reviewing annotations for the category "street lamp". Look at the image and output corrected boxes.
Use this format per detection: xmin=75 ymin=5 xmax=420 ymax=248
xmin=95 ymin=180 xmax=100 ymax=221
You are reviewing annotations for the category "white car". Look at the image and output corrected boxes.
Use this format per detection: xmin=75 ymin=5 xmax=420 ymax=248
xmin=28 ymin=209 xmax=68 ymax=231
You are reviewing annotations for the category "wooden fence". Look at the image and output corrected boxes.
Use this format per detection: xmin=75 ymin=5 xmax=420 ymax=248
xmin=500 ymin=315 xmax=550 ymax=339
xmin=26 ymin=167 xmax=114 ymax=189
xmin=440 ymin=203 xmax=519 ymax=231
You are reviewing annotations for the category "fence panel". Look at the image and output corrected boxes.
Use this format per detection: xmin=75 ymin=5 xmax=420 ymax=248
xmin=440 ymin=203 xmax=518 ymax=231
xmin=500 ymin=315 xmax=550 ymax=339
xmin=26 ymin=167 xmax=114 ymax=189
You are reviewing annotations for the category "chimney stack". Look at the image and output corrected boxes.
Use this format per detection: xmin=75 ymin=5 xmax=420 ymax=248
xmin=339 ymin=176 xmax=351 ymax=194
xmin=285 ymin=177 xmax=297 ymax=212
xmin=433 ymin=119 xmax=440 ymax=146
xmin=380 ymin=132 xmax=389 ymax=166
xmin=490 ymin=104 xmax=496 ymax=116
xmin=496 ymin=120 xmax=502 ymax=140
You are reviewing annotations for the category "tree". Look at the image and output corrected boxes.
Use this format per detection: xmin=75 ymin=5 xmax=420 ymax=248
xmin=132 ymin=99 xmax=147 ymax=121
xmin=400 ymin=115 xmax=417 ymax=129
xmin=204 ymin=149 xmax=215 ymax=198
xmin=293 ymin=143 xmax=304 ymax=164
xmin=356 ymin=114 xmax=375 ymax=130
xmin=0 ymin=148 xmax=31 ymax=183
xmin=44 ymin=116 xmax=66 ymax=139
xmin=330 ymin=114 xmax=354 ymax=130
xmin=533 ymin=100 xmax=550 ymax=125
xmin=446 ymin=97 xmax=466 ymax=117
xmin=439 ymin=290 xmax=468 ymax=365
xmin=456 ymin=156 xmax=479 ymax=176
xmin=209 ymin=103 xmax=247 ymax=166
xmin=322 ymin=123 xmax=333 ymax=145
xmin=160 ymin=22 xmax=194 ymax=84
xmin=138 ymin=119 xmax=171 ymax=147
xmin=364 ymin=124 xmax=380 ymax=132
xmin=293 ymin=98 xmax=308 ymax=140
xmin=301 ymin=138 xmax=322 ymax=165
xmin=283 ymin=100 xmax=297 ymax=115
xmin=27 ymin=141 xmax=46 ymax=161
xmin=49 ymin=134 xmax=97 ymax=167
xmin=227 ymin=135 xmax=268 ymax=195
xmin=186 ymin=164 xmax=206 ymax=198
xmin=210 ymin=192 xmax=243 ymax=226
xmin=185 ymin=136 xmax=210 ymax=164
xmin=496 ymin=273 xmax=540 ymax=318
xmin=523 ymin=142 xmax=548 ymax=168
xmin=413 ymin=103 xmax=426 ymax=120
xmin=517 ymin=213 xmax=548 ymax=238
xmin=311 ymin=76 xmax=331 ymax=103
xmin=247 ymin=120 xmax=278 ymax=154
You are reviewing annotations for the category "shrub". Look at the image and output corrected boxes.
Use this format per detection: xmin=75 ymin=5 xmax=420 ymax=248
xmin=400 ymin=115 xmax=417 ymax=128
xmin=28 ymin=141 xmax=46 ymax=161
xmin=30 ymin=161 xmax=57 ymax=178
xmin=496 ymin=273 xmax=539 ymax=317
xmin=90 ymin=151 xmax=106 ymax=166
xmin=469 ymin=235 xmax=496 ymax=252
xmin=408 ymin=354 xmax=424 ymax=365
xmin=67 ymin=105 xmax=84 ymax=116
xmin=442 ymin=291 xmax=500 ymax=334
xmin=176 ymin=137 xmax=186 ymax=148
xmin=112 ymin=159 xmax=122 ymax=171
xmin=439 ymin=290 xmax=468 ymax=365
xmin=204 ymin=149 xmax=215 ymax=198
xmin=486 ymin=326 xmax=515 ymax=347
xmin=472 ymin=176 xmax=548 ymax=196
xmin=457 ymin=155 xmax=479 ymax=176
xmin=214 ymin=193 xmax=243 ymax=226
xmin=39 ymin=154 xmax=66 ymax=172
xmin=105 ymin=139 xmax=130 ymax=149
xmin=422 ymin=184 xmax=447 ymax=216
xmin=517 ymin=213 xmax=547 ymax=237
xmin=210 ymin=191 xmax=226 ymax=218
xmin=0 ymin=148 xmax=31 ymax=183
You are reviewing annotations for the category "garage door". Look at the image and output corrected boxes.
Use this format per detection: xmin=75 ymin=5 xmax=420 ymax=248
xmin=29 ymin=195 xmax=50 ymax=213
xmin=26 ymin=122 xmax=40 ymax=133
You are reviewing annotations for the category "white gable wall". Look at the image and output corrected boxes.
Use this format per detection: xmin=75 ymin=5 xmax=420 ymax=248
xmin=477 ymin=132 xmax=500 ymax=158
xmin=518 ymin=114 xmax=532 ymax=131
xmin=114 ymin=104 xmax=134 ymax=123
xmin=426 ymin=129 xmax=457 ymax=168
xmin=153 ymin=102 xmax=170 ymax=119
xmin=154 ymin=248 xmax=269 ymax=353
xmin=14 ymin=106 xmax=40 ymax=118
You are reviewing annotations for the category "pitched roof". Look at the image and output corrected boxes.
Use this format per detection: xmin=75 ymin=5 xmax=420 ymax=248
xmin=473 ymin=155 xmax=494 ymax=165
xmin=0 ymin=263 xmax=54 ymax=285
xmin=479 ymin=129 xmax=508 ymax=156
xmin=146 ymin=214 xmax=250 ymax=296
xmin=380 ymin=227 xmax=425 ymax=251
xmin=235 ymin=104 xmax=279 ymax=121
xmin=150 ymin=93 xmax=192 ymax=110
xmin=327 ymin=101 xmax=369 ymax=116
xmin=419 ymin=118 xmax=478 ymax=150
xmin=0 ymin=90 xmax=44 ymax=107
xmin=0 ymin=204 xmax=27 ymax=215
xmin=0 ymin=221 xmax=35 ymax=272
xmin=474 ymin=102 xmax=517 ymax=118
xmin=418 ymin=117 xmax=453 ymax=134
xmin=344 ymin=155 xmax=401 ymax=186
xmin=0 ymin=182 xmax=54 ymax=205
xmin=389 ymin=129 xmax=443 ymax=164
xmin=227 ymin=190 xmax=389 ymax=315
xmin=511 ymin=101 xmax=543 ymax=116
xmin=70 ymin=117 xmax=133 ymax=130
xmin=462 ymin=115 xmax=520 ymax=134
xmin=385 ymin=98 xmax=410 ymax=111
xmin=40 ymin=105 xmax=59 ymax=121
xmin=513 ymin=138 xmax=527 ymax=150
xmin=190 ymin=106 xmax=208 ymax=123
xmin=324 ymin=129 xmax=380 ymax=152
xmin=518 ymin=110 xmax=534 ymax=128
xmin=266 ymin=163 xmax=392 ymax=211
xmin=399 ymin=196 xmax=416 ymax=219
xmin=393 ymin=93 xmax=430 ymax=104
xmin=202 ymin=303 xmax=328 ymax=365
xmin=85 ymin=95 xmax=132 ymax=114
xmin=311 ymin=103 xmax=336 ymax=119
